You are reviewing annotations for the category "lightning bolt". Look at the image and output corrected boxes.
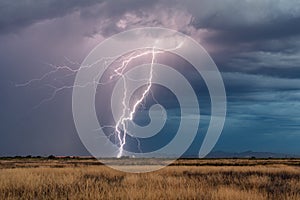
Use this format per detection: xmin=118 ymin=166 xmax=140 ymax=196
xmin=113 ymin=47 xmax=160 ymax=158
xmin=16 ymin=40 xmax=185 ymax=158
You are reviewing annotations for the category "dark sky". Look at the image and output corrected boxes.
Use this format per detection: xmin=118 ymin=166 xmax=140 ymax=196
xmin=1 ymin=0 xmax=300 ymax=156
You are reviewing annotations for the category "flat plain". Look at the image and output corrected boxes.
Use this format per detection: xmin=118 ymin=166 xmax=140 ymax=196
xmin=0 ymin=158 xmax=300 ymax=200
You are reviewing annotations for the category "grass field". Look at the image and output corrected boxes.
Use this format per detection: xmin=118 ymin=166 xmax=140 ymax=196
xmin=0 ymin=158 xmax=300 ymax=199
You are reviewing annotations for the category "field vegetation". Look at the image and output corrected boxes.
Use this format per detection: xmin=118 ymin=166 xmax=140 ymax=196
xmin=0 ymin=158 xmax=299 ymax=199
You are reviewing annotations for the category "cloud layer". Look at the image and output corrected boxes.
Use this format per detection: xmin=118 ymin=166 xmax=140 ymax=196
xmin=0 ymin=0 xmax=299 ymax=156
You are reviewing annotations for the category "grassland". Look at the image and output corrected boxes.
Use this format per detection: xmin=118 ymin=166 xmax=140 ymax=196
xmin=0 ymin=158 xmax=300 ymax=199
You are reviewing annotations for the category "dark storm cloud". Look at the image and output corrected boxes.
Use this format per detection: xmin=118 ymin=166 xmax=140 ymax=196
xmin=67 ymin=0 xmax=300 ymax=78
xmin=0 ymin=0 xmax=162 ymax=36
xmin=219 ymin=48 xmax=300 ymax=78
xmin=80 ymin=0 xmax=159 ymax=19
xmin=0 ymin=0 xmax=300 ymax=156
xmin=78 ymin=0 xmax=163 ymax=37
xmin=223 ymin=72 xmax=300 ymax=93
xmin=184 ymin=0 xmax=300 ymax=39
xmin=0 ymin=0 xmax=100 ymax=34
xmin=179 ymin=0 xmax=300 ymax=77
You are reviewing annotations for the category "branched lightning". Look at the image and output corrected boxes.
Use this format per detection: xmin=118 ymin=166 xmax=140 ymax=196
xmin=16 ymin=40 xmax=185 ymax=158
xmin=113 ymin=47 xmax=161 ymax=158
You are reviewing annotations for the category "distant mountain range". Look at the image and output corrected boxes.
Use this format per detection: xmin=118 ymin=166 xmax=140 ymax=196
xmin=204 ymin=151 xmax=300 ymax=158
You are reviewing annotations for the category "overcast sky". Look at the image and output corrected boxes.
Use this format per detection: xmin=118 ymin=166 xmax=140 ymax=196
xmin=1 ymin=0 xmax=300 ymax=156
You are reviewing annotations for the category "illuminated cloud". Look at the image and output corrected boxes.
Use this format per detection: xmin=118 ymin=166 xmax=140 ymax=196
xmin=0 ymin=0 xmax=299 ymax=156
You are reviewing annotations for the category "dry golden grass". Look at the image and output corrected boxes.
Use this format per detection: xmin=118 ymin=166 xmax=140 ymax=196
xmin=0 ymin=158 xmax=300 ymax=200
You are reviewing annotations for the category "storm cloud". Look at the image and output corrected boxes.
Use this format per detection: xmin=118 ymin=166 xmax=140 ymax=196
xmin=0 ymin=0 xmax=299 ymax=156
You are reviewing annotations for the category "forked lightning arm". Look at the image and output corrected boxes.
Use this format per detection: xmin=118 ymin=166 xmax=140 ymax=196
xmin=16 ymin=41 xmax=184 ymax=158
